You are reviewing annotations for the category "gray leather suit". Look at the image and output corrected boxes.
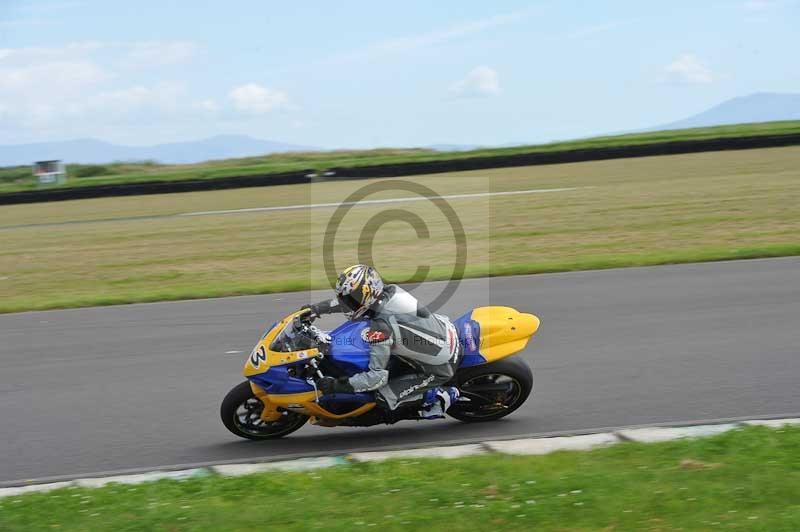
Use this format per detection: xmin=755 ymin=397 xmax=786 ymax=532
xmin=314 ymin=285 xmax=461 ymax=410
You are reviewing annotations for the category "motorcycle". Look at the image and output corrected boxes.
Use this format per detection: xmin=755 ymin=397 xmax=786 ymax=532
xmin=221 ymin=306 xmax=540 ymax=440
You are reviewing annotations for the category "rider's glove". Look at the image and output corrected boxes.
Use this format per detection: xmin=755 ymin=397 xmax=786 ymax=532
xmin=318 ymin=376 xmax=354 ymax=395
xmin=301 ymin=299 xmax=334 ymax=318
xmin=299 ymin=305 xmax=318 ymax=319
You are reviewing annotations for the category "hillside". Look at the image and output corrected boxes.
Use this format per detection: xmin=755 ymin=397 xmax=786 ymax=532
xmin=657 ymin=93 xmax=800 ymax=131
xmin=0 ymin=135 xmax=314 ymax=167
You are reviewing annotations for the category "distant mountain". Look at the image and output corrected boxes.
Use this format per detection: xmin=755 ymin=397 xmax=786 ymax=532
xmin=0 ymin=135 xmax=315 ymax=166
xmin=655 ymin=92 xmax=800 ymax=131
xmin=7 ymin=93 xmax=798 ymax=167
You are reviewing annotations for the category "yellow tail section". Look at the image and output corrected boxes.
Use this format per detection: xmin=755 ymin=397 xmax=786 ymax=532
xmin=471 ymin=306 xmax=540 ymax=363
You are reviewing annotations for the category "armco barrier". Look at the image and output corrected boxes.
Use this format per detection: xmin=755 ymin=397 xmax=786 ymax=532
xmin=329 ymin=133 xmax=800 ymax=178
xmin=0 ymin=170 xmax=314 ymax=206
xmin=2 ymin=132 xmax=799 ymax=206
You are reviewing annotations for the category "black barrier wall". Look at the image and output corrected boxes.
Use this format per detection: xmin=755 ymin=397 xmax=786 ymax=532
xmin=328 ymin=133 xmax=800 ymax=178
xmin=0 ymin=171 xmax=314 ymax=205
xmin=2 ymin=133 xmax=799 ymax=205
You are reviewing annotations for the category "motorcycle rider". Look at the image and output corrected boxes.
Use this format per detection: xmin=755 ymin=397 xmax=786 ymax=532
xmin=302 ymin=264 xmax=460 ymax=420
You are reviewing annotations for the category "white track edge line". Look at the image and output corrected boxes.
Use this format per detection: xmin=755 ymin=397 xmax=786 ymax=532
xmin=179 ymin=187 xmax=587 ymax=217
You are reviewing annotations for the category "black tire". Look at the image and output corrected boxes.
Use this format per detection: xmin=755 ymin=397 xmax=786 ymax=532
xmin=448 ymin=357 xmax=533 ymax=422
xmin=220 ymin=381 xmax=308 ymax=440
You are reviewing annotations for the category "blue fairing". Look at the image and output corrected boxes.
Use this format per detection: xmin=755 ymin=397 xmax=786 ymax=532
xmin=318 ymin=392 xmax=375 ymax=409
xmin=249 ymin=365 xmax=313 ymax=394
xmin=328 ymin=319 xmax=371 ymax=374
xmin=328 ymin=313 xmax=488 ymax=370
xmin=453 ymin=311 xmax=487 ymax=368
xmin=249 ymin=311 xmax=486 ymax=400
xmin=248 ymin=319 xmax=373 ymax=402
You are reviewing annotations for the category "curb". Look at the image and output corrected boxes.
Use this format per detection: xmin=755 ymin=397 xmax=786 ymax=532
xmin=1 ymin=417 xmax=798 ymax=498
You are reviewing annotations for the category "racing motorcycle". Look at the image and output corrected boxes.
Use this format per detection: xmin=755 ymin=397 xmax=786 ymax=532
xmin=221 ymin=306 xmax=540 ymax=440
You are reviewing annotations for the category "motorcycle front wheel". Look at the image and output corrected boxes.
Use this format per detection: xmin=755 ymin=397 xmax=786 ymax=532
xmin=220 ymin=381 xmax=308 ymax=440
xmin=448 ymin=357 xmax=533 ymax=422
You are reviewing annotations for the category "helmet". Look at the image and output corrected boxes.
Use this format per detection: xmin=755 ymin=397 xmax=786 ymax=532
xmin=335 ymin=264 xmax=384 ymax=319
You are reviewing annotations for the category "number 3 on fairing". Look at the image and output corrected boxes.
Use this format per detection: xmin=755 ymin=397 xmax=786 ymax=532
xmin=250 ymin=346 xmax=267 ymax=367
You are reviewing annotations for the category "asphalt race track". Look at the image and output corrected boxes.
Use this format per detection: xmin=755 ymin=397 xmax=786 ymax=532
xmin=1 ymin=257 xmax=799 ymax=484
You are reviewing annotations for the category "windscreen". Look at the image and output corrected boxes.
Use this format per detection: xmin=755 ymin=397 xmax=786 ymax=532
xmin=268 ymin=320 xmax=317 ymax=353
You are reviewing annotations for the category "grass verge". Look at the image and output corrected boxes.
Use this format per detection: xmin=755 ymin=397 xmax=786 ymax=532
xmin=1 ymin=425 xmax=798 ymax=531
xmin=1 ymin=146 xmax=798 ymax=313
xmin=2 ymin=244 xmax=799 ymax=314
xmin=1 ymin=120 xmax=798 ymax=193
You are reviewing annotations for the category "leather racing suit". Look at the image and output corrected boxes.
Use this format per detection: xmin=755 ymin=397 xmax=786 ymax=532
xmin=311 ymin=284 xmax=461 ymax=410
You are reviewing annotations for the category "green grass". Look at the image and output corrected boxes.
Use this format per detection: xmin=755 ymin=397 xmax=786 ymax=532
xmin=1 ymin=425 xmax=798 ymax=531
xmin=1 ymin=145 xmax=798 ymax=313
xmin=1 ymin=120 xmax=798 ymax=193
xmin=2 ymin=244 xmax=799 ymax=314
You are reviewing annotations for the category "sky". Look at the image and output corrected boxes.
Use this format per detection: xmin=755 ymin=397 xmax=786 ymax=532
xmin=0 ymin=0 xmax=798 ymax=148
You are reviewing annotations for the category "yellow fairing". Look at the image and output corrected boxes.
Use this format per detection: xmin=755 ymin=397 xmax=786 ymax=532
xmin=266 ymin=390 xmax=376 ymax=418
xmin=245 ymin=311 xmax=376 ymax=422
xmin=253 ymin=384 xmax=377 ymax=420
xmin=471 ymin=306 xmax=540 ymax=363
xmin=250 ymin=382 xmax=283 ymax=422
xmin=243 ymin=310 xmax=321 ymax=377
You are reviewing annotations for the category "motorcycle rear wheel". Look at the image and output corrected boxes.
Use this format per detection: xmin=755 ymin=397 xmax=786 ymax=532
xmin=221 ymin=381 xmax=308 ymax=440
xmin=448 ymin=357 xmax=533 ymax=422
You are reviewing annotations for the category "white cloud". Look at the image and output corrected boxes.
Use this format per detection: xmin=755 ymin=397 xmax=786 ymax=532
xmin=91 ymin=83 xmax=185 ymax=113
xmin=449 ymin=66 xmax=501 ymax=98
xmin=195 ymin=99 xmax=220 ymax=112
xmin=0 ymin=2 xmax=85 ymax=28
xmin=0 ymin=43 xmax=110 ymax=128
xmin=0 ymin=41 xmax=295 ymax=141
xmin=661 ymin=54 xmax=714 ymax=85
xmin=229 ymin=83 xmax=289 ymax=113
xmin=0 ymin=18 xmax=56 ymax=28
xmin=19 ymin=1 xmax=86 ymax=13
xmin=0 ymin=60 xmax=107 ymax=92
xmin=375 ymin=13 xmax=523 ymax=53
xmin=0 ymin=40 xmax=196 ymax=70
xmin=124 ymin=41 xmax=198 ymax=67
xmin=326 ymin=8 xmax=533 ymax=64
xmin=11 ymin=82 xmax=185 ymax=126
xmin=0 ymin=41 xmax=104 ymax=65
xmin=565 ymin=20 xmax=634 ymax=40
xmin=741 ymin=0 xmax=797 ymax=13
xmin=0 ymin=40 xmax=207 ymax=131
xmin=742 ymin=0 xmax=777 ymax=10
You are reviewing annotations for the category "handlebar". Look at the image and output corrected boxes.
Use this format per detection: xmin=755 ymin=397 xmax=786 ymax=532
xmin=292 ymin=316 xmax=331 ymax=353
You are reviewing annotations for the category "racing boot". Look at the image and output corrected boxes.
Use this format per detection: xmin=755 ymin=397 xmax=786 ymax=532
xmin=418 ymin=387 xmax=460 ymax=420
